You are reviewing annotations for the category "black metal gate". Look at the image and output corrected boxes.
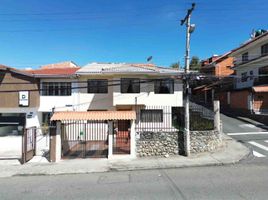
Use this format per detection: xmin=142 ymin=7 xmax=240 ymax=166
xmin=21 ymin=127 xmax=36 ymax=164
xmin=61 ymin=121 xmax=108 ymax=158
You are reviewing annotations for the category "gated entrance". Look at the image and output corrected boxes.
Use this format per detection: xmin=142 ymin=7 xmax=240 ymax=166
xmin=113 ymin=120 xmax=130 ymax=154
xmin=61 ymin=121 xmax=108 ymax=158
xmin=21 ymin=127 xmax=36 ymax=164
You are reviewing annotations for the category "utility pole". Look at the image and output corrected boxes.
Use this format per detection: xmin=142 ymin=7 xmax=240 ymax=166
xmin=181 ymin=3 xmax=195 ymax=156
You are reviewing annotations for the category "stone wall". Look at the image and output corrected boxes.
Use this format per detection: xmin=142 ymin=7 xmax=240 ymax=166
xmin=190 ymin=130 xmax=222 ymax=153
xmin=136 ymin=132 xmax=183 ymax=157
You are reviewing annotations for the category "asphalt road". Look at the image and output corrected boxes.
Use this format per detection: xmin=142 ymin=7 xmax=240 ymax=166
xmin=0 ymin=162 xmax=268 ymax=200
xmin=221 ymin=113 xmax=268 ymax=160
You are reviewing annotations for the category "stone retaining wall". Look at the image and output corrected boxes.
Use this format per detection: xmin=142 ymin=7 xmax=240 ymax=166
xmin=136 ymin=132 xmax=183 ymax=157
xmin=190 ymin=130 xmax=222 ymax=153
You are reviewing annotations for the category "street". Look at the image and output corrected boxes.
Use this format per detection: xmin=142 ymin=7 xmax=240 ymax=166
xmin=0 ymin=162 xmax=268 ymax=200
xmin=221 ymin=113 xmax=268 ymax=159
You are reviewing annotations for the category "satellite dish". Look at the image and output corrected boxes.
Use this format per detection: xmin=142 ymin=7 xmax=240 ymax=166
xmin=147 ymin=56 xmax=153 ymax=62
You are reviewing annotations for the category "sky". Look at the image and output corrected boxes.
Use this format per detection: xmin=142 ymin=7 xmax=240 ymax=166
xmin=0 ymin=0 xmax=267 ymax=69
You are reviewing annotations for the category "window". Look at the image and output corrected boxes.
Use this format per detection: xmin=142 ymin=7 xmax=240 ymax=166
xmin=261 ymin=43 xmax=268 ymax=56
xmin=242 ymin=52 xmax=249 ymax=63
xmin=241 ymin=72 xmax=248 ymax=82
xmin=42 ymin=112 xmax=51 ymax=126
xmin=154 ymin=79 xmax=174 ymax=94
xmin=121 ymin=78 xmax=140 ymax=93
xmin=249 ymin=70 xmax=254 ymax=80
xmin=42 ymin=82 xmax=71 ymax=96
xmin=88 ymin=79 xmax=108 ymax=93
xmin=140 ymin=109 xmax=163 ymax=122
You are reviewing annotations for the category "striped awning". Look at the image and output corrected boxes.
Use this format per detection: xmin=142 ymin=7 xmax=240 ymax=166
xmin=51 ymin=111 xmax=136 ymax=121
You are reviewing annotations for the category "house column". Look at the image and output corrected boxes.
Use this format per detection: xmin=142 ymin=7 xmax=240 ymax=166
xmin=130 ymin=120 xmax=136 ymax=158
xmin=204 ymin=90 xmax=207 ymax=103
xmin=213 ymin=100 xmax=221 ymax=134
xmin=108 ymin=121 xmax=113 ymax=158
xmin=49 ymin=121 xmax=61 ymax=162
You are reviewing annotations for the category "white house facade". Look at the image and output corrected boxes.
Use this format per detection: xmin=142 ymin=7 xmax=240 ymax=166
xmin=49 ymin=63 xmax=184 ymax=161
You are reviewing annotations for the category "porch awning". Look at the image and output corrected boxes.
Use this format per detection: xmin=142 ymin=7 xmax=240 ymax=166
xmin=51 ymin=111 xmax=136 ymax=121
xmin=253 ymin=86 xmax=268 ymax=92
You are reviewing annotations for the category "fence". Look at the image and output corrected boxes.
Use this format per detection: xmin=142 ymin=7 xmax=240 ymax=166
xmin=135 ymin=106 xmax=180 ymax=132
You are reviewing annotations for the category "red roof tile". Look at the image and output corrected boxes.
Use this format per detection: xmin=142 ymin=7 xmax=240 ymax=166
xmin=26 ymin=67 xmax=80 ymax=76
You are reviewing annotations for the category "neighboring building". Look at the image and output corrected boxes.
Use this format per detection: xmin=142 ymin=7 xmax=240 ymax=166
xmin=50 ymin=63 xmax=184 ymax=161
xmin=27 ymin=61 xmax=80 ymax=123
xmin=226 ymin=31 xmax=268 ymax=114
xmin=0 ymin=65 xmax=40 ymax=158
xmin=193 ymin=53 xmax=234 ymax=103
xmin=200 ymin=53 xmax=234 ymax=77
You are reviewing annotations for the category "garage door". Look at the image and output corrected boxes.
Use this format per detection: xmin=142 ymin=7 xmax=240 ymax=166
xmin=61 ymin=121 xmax=108 ymax=158
xmin=0 ymin=114 xmax=25 ymax=159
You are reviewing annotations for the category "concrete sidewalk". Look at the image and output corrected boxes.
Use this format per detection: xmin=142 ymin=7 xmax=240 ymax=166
xmin=0 ymin=135 xmax=250 ymax=178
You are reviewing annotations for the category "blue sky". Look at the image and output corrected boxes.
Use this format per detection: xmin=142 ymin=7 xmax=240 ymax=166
xmin=0 ymin=0 xmax=267 ymax=68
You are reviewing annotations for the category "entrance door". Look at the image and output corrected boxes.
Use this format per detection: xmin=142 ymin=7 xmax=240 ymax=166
xmin=22 ymin=127 xmax=36 ymax=164
xmin=113 ymin=120 xmax=130 ymax=154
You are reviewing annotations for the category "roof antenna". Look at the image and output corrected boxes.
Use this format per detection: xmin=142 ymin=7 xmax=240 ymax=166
xmin=147 ymin=56 xmax=153 ymax=63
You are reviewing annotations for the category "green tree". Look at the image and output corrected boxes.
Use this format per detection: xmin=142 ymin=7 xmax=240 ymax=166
xmin=170 ymin=62 xmax=180 ymax=69
xmin=189 ymin=56 xmax=201 ymax=71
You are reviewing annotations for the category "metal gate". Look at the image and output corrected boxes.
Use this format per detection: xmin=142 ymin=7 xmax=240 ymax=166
xmin=21 ymin=127 xmax=36 ymax=164
xmin=113 ymin=120 xmax=130 ymax=154
xmin=61 ymin=121 xmax=108 ymax=158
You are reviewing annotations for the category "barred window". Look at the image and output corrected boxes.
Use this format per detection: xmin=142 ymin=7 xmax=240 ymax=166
xmin=88 ymin=79 xmax=108 ymax=93
xmin=154 ymin=79 xmax=174 ymax=94
xmin=242 ymin=52 xmax=249 ymax=63
xmin=121 ymin=78 xmax=140 ymax=93
xmin=261 ymin=43 xmax=268 ymax=56
xmin=241 ymin=72 xmax=248 ymax=82
xmin=140 ymin=109 xmax=163 ymax=122
xmin=42 ymin=82 xmax=71 ymax=96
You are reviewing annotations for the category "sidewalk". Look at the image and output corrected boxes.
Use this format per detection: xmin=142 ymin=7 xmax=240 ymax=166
xmin=0 ymin=135 xmax=250 ymax=178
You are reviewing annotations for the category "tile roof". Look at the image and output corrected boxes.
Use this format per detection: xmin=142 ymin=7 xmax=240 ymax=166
xmin=51 ymin=111 xmax=136 ymax=121
xmin=76 ymin=63 xmax=183 ymax=75
xmin=0 ymin=64 xmax=34 ymax=77
xmin=40 ymin=61 xmax=78 ymax=69
xmin=26 ymin=67 xmax=80 ymax=77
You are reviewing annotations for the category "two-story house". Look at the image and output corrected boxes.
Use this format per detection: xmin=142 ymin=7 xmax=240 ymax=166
xmin=50 ymin=63 xmax=184 ymax=161
xmin=193 ymin=53 xmax=234 ymax=104
xmin=228 ymin=31 xmax=268 ymax=114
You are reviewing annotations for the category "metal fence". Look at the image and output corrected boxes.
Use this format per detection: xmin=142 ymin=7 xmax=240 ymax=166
xmin=135 ymin=106 xmax=180 ymax=132
xmin=61 ymin=121 xmax=108 ymax=158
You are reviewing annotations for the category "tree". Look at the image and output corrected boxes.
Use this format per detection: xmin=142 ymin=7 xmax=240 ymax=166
xmin=170 ymin=62 xmax=180 ymax=69
xmin=189 ymin=56 xmax=201 ymax=71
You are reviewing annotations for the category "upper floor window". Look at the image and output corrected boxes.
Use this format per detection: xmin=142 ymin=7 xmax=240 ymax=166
xmin=241 ymin=72 xmax=248 ymax=82
xmin=242 ymin=52 xmax=249 ymax=63
xmin=261 ymin=43 xmax=268 ymax=56
xmin=154 ymin=79 xmax=174 ymax=94
xmin=121 ymin=78 xmax=140 ymax=93
xmin=88 ymin=79 xmax=108 ymax=93
xmin=42 ymin=82 xmax=71 ymax=96
xmin=140 ymin=109 xmax=163 ymax=122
